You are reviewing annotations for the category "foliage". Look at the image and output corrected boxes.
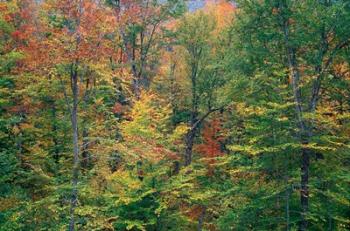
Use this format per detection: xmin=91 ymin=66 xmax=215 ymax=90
xmin=0 ymin=1 xmax=349 ymax=231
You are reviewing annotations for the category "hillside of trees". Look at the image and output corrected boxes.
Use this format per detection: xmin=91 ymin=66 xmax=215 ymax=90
xmin=0 ymin=0 xmax=349 ymax=230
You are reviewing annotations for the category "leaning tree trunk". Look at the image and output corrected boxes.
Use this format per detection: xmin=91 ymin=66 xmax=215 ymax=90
xmin=69 ymin=65 xmax=80 ymax=231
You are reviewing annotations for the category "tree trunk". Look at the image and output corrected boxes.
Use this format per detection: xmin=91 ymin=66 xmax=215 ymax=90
xmin=131 ymin=41 xmax=141 ymax=98
xmin=169 ymin=62 xmax=177 ymax=115
xmin=299 ymin=148 xmax=309 ymax=231
xmin=184 ymin=129 xmax=195 ymax=166
xmin=285 ymin=185 xmax=290 ymax=231
xmin=81 ymin=128 xmax=90 ymax=170
xmin=184 ymin=108 xmax=223 ymax=166
xmin=81 ymin=77 xmax=91 ymax=171
xmin=184 ymin=60 xmax=199 ymax=166
xmin=279 ymin=8 xmax=309 ymax=230
xmin=69 ymin=64 xmax=79 ymax=231
xmin=50 ymin=100 xmax=60 ymax=164
xmin=197 ymin=206 xmax=206 ymax=231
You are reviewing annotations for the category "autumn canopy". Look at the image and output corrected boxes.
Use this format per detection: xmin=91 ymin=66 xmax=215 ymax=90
xmin=1 ymin=0 xmax=350 ymax=230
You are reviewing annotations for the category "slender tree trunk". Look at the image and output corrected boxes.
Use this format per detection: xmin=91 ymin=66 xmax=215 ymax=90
xmin=197 ymin=206 xmax=206 ymax=231
xmin=81 ymin=77 xmax=91 ymax=171
xmin=279 ymin=8 xmax=309 ymax=230
xmin=169 ymin=62 xmax=180 ymax=171
xmin=325 ymin=183 xmax=333 ymax=231
xmin=50 ymin=100 xmax=60 ymax=164
xmin=184 ymin=128 xmax=195 ymax=166
xmin=81 ymin=128 xmax=89 ymax=170
xmin=285 ymin=185 xmax=290 ymax=231
xmin=169 ymin=62 xmax=177 ymax=115
xmin=184 ymin=57 xmax=199 ymax=166
xmin=299 ymin=148 xmax=310 ymax=231
xmin=69 ymin=65 xmax=79 ymax=231
xmin=131 ymin=41 xmax=141 ymax=98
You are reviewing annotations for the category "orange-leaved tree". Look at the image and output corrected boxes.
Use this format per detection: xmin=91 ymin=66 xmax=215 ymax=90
xmin=196 ymin=118 xmax=226 ymax=175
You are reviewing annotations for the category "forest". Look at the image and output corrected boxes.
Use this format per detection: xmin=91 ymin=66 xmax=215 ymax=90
xmin=0 ymin=0 xmax=350 ymax=230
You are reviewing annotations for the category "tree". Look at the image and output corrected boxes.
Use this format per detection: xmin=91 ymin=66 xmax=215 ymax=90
xmin=231 ymin=0 xmax=350 ymax=229
xmin=108 ymin=0 xmax=185 ymax=98
xmin=175 ymin=10 xmax=230 ymax=166
xmin=30 ymin=0 xmax=116 ymax=229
